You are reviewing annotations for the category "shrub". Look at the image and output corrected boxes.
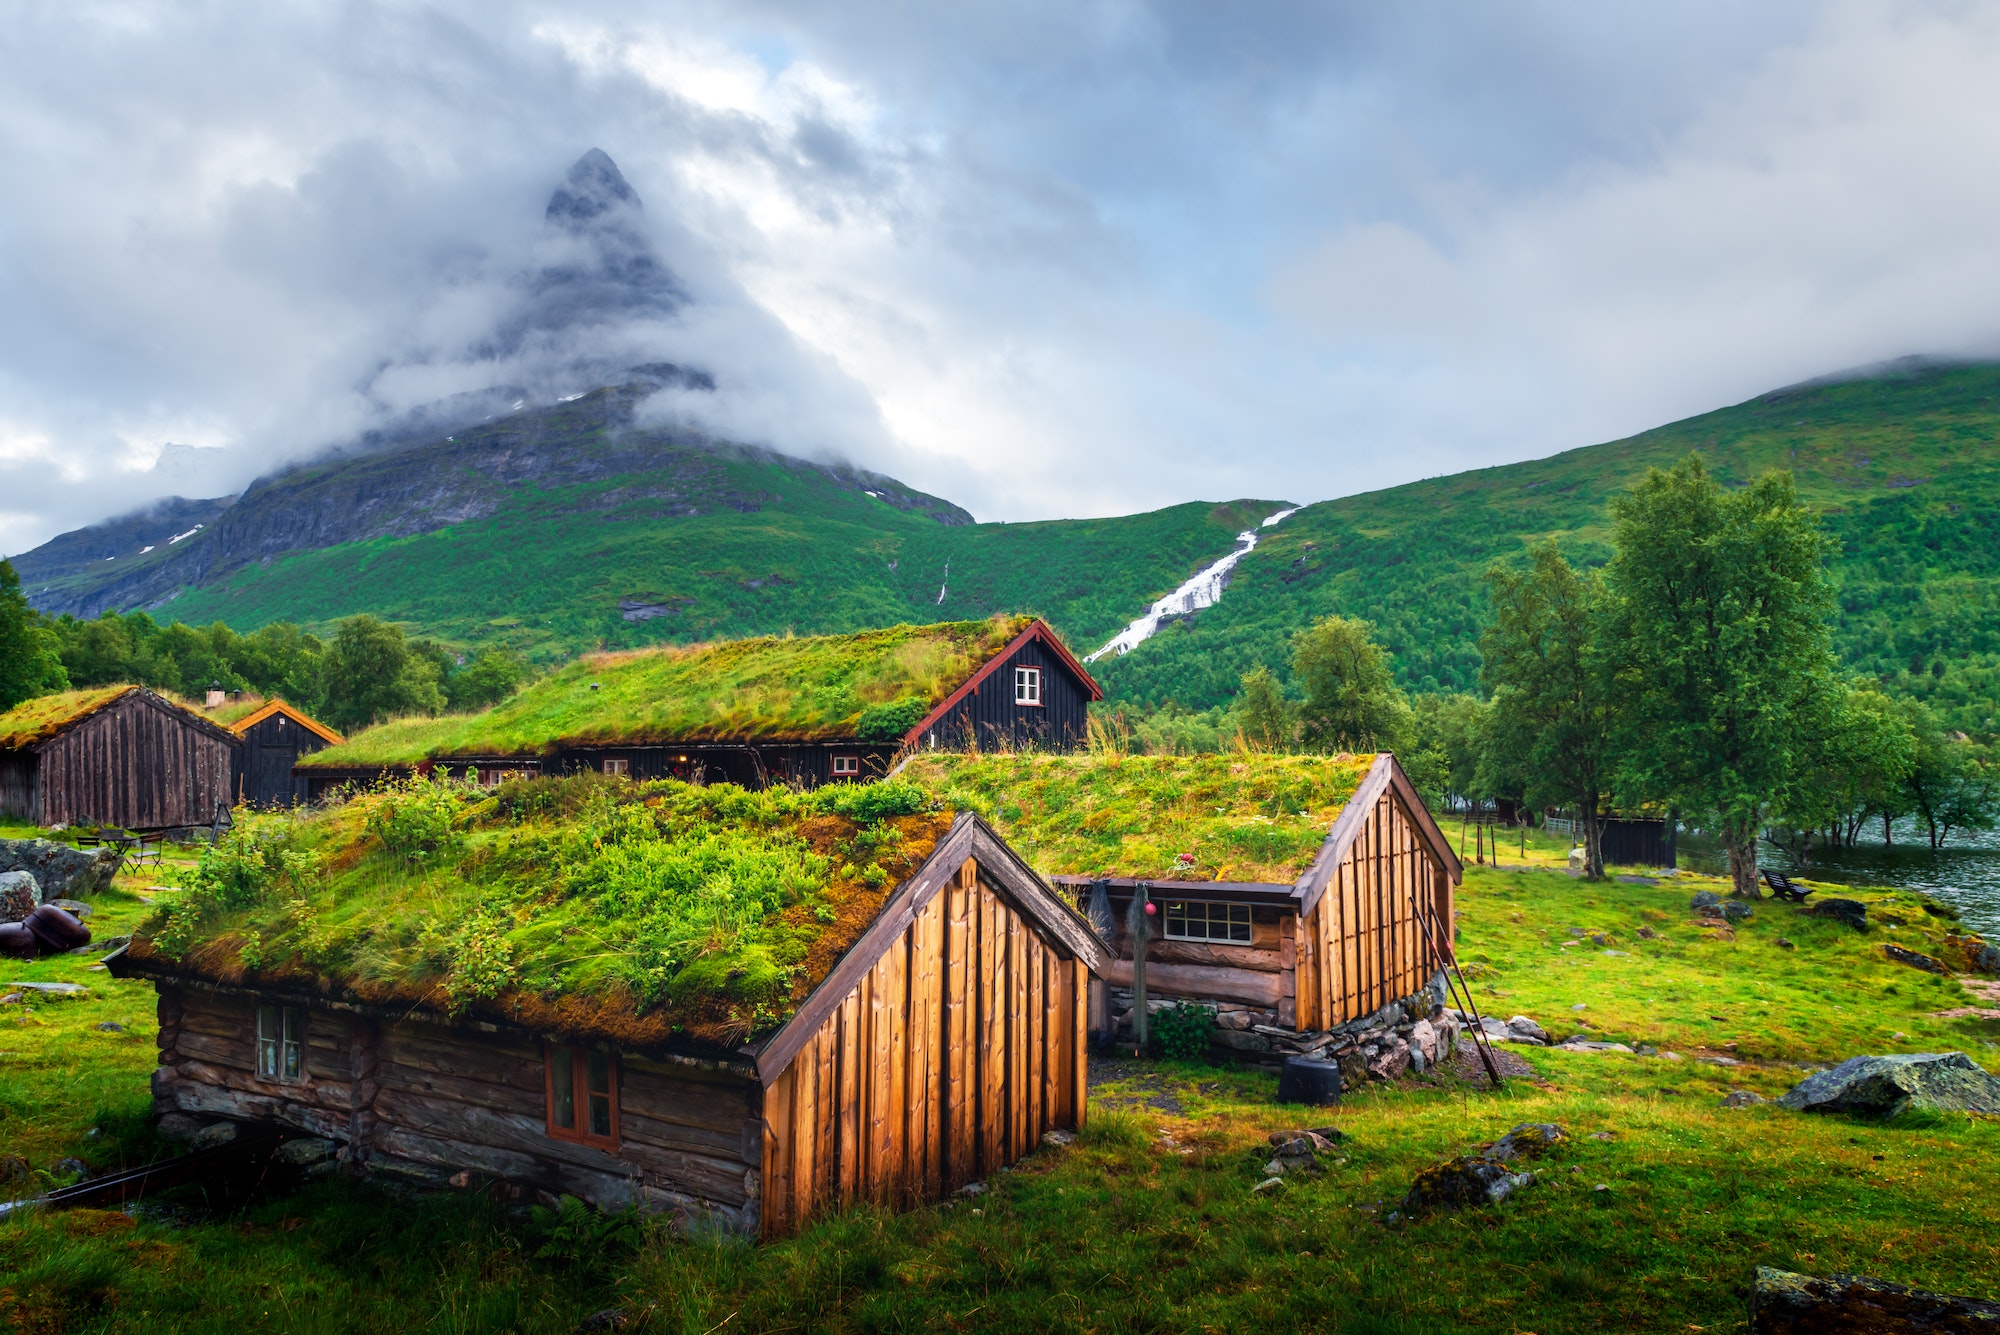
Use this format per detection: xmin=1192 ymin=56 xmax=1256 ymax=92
xmin=153 ymin=819 xmax=319 ymax=958
xmin=856 ymin=697 xmax=930 ymax=743
xmin=365 ymin=771 xmax=471 ymax=865
xmin=1150 ymin=1000 xmax=1216 ymax=1061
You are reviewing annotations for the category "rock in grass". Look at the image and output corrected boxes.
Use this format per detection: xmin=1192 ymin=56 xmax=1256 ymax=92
xmin=274 ymin=1137 xmax=338 ymax=1167
xmin=1777 ymin=1052 xmax=2000 ymax=1117
xmin=1483 ymin=1123 xmax=1566 ymax=1162
xmin=1691 ymin=890 xmax=1723 ymax=912
xmin=1750 ymin=1266 xmax=2000 ymax=1333
xmin=0 ymin=839 xmax=118 ymax=901
xmin=1721 ymin=1090 xmax=1768 ymax=1108
xmin=1251 ymin=1177 xmax=1285 ymax=1195
xmin=1401 ymin=1158 xmax=1536 ymax=1214
xmin=1884 ymin=944 xmax=1952 ymax=976
xmin=2 ymin=980 xmax=87 ymax=998
xmin=1719 ymin=901 xmax=1754 ymax=922
xmin=1808 ymin=898 xmax=1868 ymax=930
xmin=190 ymin=1122 xmax=238 ymax=1151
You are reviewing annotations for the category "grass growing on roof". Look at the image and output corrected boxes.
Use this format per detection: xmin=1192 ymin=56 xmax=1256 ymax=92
xmin=900 ymin=751 xmax=1375 ymax=882
xmin=0 ymin=686 xmax=137 ymax=749
xmin=297 ymin=615 xmax=1035 ymax=769
xmin=129 ymin=771 xmax=953 ymax=1047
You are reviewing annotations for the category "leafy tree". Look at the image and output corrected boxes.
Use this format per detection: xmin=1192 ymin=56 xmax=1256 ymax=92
xmin=1231 ymin=665 xmax=1295 ymax=751
xmin=1777 ymin=685 xmax=1915 ymax=853
xmin=319 ymin=616 xmax=445 ymax=731
xmin=1406 ymin=692 xmax=1490 ymax=810
xmin=1600 ymin=456 xmax=1839 ymax=898
xmin=1478 ymin=543 xmax=1619 ymax=877
xmin=1901 ymin=700 xmax=1998 ymax=849
xmin=0 ymin=559 xmax=69 ymax=710
xmin=444 ymin=649 xmax=525 ymax=712
xmin=1290 ymin=616 xmax=1410 ymax=753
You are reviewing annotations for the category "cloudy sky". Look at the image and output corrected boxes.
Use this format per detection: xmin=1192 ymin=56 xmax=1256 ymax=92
xmin=6 ymin=1 xmax=2000 ymax=552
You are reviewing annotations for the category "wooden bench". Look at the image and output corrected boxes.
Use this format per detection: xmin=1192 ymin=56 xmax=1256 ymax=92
xmin=1762 ymin=869 xmax=1813 ymax=903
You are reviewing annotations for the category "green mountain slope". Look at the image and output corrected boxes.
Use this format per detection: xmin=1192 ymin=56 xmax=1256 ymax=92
xmin=73 ymin=383 xmax=1277 ymax=661
xmin=1093 ymin=360 xmax=2000 ymax=736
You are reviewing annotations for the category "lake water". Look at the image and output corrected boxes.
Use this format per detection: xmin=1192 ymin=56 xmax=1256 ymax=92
xmin=1676 ymin=820 xmax=2000 ymax=935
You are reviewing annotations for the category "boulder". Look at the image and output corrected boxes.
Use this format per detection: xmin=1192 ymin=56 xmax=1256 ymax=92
xmin=1777 ymin=1052 xmax=2000 ymax=1117
xmin=1401 ymin=1156 xmax=1534 ymax=1214
xmin=1484 ymin=1123 xmax=1566 ymax=1162
xmin=0 ymin=872 xmax=36 ymax=923
xmin=46 ymin=899 xmax=91 ymax=920
xmin=274 ymin=1137 xmax=339 ymax=1167
xmin=1366 ymin=1037 xmax=1411 ymax=1081
xmin=1977 ymin=945 xmax=2000 ymax=974
xmin=1808 ymin=898 xmax=1868 ymax=931
xmin=1691 ymin=890 xmax=1723 ymax=912
xmin=1751 ymin=1266 xmax=2000 ymax=1333
xmin=1722 ymin=1090 xmax=1768 ymax=1108
xmin=1884 ymin=945 xmax=1952 ymax=977
xmin=1506 ymin=1015 xmax=1550 ymax=1044
xmin=1719 ymin=901 xmax=1754 ymax=923
xmin=0 ymin=838 xmax=119 ymax=901
xmin=190 ymin=1122 xmax=239 ymax=1151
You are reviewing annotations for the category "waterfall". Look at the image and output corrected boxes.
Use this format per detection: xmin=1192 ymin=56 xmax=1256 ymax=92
xmin=1085 ymin=507 xmax=1299 ymax=662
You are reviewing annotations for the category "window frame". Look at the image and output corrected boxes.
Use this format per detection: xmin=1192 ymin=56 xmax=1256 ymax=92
xmin=544 ymin=1042 xmax=620 ymax=1150
xmin=600 ymin=757 xmax=630 ymax=778
xmin=255 ymin=1003 xmax=307 ymax=1084
xmin=1014 ymin=666 xmax=1043 ymax=707
xmin=1161 ymin=899 xmax=1253 ymax=944
xmin=830 ymin=754 xmax=861 ymax=777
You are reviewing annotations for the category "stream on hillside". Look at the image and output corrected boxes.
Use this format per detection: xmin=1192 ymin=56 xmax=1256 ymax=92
xmin=1675 ymin=820 xmax=2000 ymax=935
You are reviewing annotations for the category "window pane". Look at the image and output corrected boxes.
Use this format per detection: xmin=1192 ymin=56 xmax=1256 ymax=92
xmin=1229 ymin=905 xmax=1251 ymax=942
xmin=551 ymin=1048 xmax=575 ymax=1129
xmin=257 ymin=1005 xmax=279 ymax=1078
xmin=588 ymin=1050 xmax=612 ymax=1138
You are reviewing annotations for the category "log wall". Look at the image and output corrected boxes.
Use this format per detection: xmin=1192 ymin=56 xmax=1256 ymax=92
xmin=758 ymin=857 xmax=1088 ymax=1236
xmin=1292 ymin=787 xmax=1453 ymax=1032
xmin=150 ymin=985 xmax=766 ymax=1231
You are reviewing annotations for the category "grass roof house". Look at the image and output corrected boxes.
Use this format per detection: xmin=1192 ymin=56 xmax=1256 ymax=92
xmin=901 ymin=751 xmax=1464 ymax=1068
xmin=0 ymin=686 xmax=240 ymax=832
xmin=109 ymin=773 xmax=1106 ymax=1236
xmin=296 ymin=616 xmax=1100 ymax=798
xmin=219 ymin=699 xmax=344 ymax=809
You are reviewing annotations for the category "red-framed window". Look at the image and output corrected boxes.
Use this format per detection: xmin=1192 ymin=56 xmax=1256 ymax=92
xmin=830 ymin=754 xmax=861 ymax=777
xmin=544 ymin=1043 xmax=620 ymax=1150
xmin=1015 ymin=666 xmax=1043 ymax=706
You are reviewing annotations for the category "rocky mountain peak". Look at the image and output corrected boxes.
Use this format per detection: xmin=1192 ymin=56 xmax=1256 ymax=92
xmin=545 ymin=148 xmax=643 ymax=230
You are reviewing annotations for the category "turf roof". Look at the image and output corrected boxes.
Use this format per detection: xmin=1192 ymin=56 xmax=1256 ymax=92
xmin=126 ymin=773 xmax=956 ymax=1051
xmin=0 ymin=686 xmax=140 ymax=750
xmin=898 ymin=751 xmax=1377 ymax=884
xmin=298 ymin=615 xmax=1039 ymax=770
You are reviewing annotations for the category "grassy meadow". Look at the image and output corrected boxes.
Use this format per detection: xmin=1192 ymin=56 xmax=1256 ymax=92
xmin=2 ymin=825 xmax=1998 ymax=1332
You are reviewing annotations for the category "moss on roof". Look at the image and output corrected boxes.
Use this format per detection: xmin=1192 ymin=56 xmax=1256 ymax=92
xmin=299 ymin=616 xmax=1038 ymax=770
xmin=0 ymin=686 xmax=140 ymax=750
xmin=196 ymin=694 xmax=269 ymax=728
xmin=128 ymin=773 xmax=953 ymax=1050
xmin=899 ymin=752 xmax=1377 ymax=884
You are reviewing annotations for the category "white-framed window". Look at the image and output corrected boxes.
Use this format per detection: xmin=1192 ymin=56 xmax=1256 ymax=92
xmin=1014 ymin=666 xmax=1043 ymax=706
xmin=831 ymin=755 xmax=861 ymax=777
xmin=256 ymin=1004 xmax=306 ymax=1082
xmin=601 ymin=757 xmax=629 ymax=778
xmin=1162 ymin=900 xmax=1252 ymax=944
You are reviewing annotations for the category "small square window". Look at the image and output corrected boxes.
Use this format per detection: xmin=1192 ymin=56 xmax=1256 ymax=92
xmin=545 ymin=1043 xmax=619 ymax=1150
xmin=1014 ymin=666 xmax=1042 ymax=706
xmin=256 ymin=1004 xmax=307 ymax=1083
xmin=831 ymin=755 xmax=860 ymax=777
xmin=601 ymin=757 xmax=629 ymax=778
xmin=1162 ymin=901 xmax=1252 ymax=944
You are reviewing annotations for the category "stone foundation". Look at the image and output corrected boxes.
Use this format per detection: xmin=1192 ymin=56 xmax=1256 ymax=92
xmin=1109 ymin=971 xmax=1464 ymax=1083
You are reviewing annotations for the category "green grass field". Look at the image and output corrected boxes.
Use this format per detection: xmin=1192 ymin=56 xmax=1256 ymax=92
xmin=3 ymin=831 xmax=1997 ymax=1332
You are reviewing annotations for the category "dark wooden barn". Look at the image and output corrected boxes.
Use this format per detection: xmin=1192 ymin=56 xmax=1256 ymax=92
xmin=111 ymin=809 xmax=1106 ymax=1237
xmin=224 ymin=701 xmax=343 ymax=808
xmin=1599 ymin=817 xmax=1676 ymax=869
xmin=296 ymin=616 xmax=1103 ymax=801
xmin=0 ymin=686 xmax=238 ymax=831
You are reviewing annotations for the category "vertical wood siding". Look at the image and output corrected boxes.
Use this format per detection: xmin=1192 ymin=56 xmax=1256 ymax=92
xmin=758 ymin=856 xmax=1088 ymax=1236
xmin=921 ymin=640 xmax=1092 ymax=753
xmin=1292 ymin=789 xmax=1454 ymax=1032
xmin=33 ymin=695 xmax=235 ymax=829
xmin=239 ymin=714 xmax=334 ymax=807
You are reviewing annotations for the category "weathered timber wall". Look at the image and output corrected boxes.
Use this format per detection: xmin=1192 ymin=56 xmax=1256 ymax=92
xmin=33 ymin=693 xmax=235 ymax=829
xmin=151 ymin=985 xmax=766 ymax=1230
xmin=1094 ymin=892 xmax=1289 ymax=1010
xmin=1292 ymin=788 xmax=1452 ymax=1032
xmin=920 ymin=638 xmax=1092 ymax=753
xmin=759 ymin=857 xmax=1088 ymax=1237
xmin=0 ymin=756 xmax=34 ymax=824
xmin=239 ymin=713 xmax=332 ymax=807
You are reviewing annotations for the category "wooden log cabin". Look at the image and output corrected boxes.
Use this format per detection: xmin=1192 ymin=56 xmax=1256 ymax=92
xmin=199 ymin=694 xmax=345 ymax=808
xmin=902 ymin=750 xmax=1464 ymax=1052
xmin=294 ymin=615 xmax=1100 ymax=801
xmin=110 ymin=781 xmax=1106 ymax=1237
xmin=0 ymin=686 xmax=238 ymax=832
